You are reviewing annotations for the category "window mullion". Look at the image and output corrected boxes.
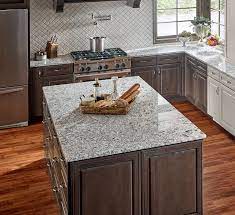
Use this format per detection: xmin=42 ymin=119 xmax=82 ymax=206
xmin=176 ymin=0 xmax=179 ymax=36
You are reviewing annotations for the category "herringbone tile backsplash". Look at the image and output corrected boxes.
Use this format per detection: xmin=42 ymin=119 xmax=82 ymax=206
xmin=30 ymin=0 xmax=153 ymax=58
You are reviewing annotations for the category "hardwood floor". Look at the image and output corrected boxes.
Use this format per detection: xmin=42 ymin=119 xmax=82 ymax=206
xmin=0 ymin=101 xmax=234 ymax=215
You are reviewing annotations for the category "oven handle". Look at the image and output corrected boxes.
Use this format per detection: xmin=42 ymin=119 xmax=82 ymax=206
xmin=74 ymin=69 xmax=131 ymax=82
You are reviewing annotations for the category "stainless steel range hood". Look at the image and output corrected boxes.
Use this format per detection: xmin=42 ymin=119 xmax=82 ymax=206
xmin=53 ymin=0 xmax=141 ymax=13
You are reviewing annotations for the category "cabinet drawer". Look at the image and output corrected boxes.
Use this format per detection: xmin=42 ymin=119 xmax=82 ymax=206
xmin=220 ymin=73 xmax=235 ymax=91
xmin=157 ymin=54 xmax=183 ymax=65
xmin=43 ymin=74 xmax=73 ymax=86
xmin=42 ymin=64 xmax=73 ymax=77
xmin=0 ymin=85 xmax=28 ymax=127
xmin=132 ymin=56 xmax=156 ymax=67
xmin=208 ymin=66 xmax=220 ymax=81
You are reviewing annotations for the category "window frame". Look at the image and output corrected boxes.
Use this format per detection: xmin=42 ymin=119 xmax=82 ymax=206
xmin=153 ymin=0 xmax=202 ymax=44
xmin=210 ymin=0 xmax=225 ymax=39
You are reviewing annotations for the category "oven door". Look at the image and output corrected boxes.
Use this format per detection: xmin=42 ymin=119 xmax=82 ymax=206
xmin=74 ymin=69 xmax=131 ymax=83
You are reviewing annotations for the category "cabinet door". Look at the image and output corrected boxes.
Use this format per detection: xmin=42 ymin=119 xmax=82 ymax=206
xmin=195 ymin=72 xmax=207 ymax=113
xmin=71 ymin=153 xmax=140 ymax=215
xmin=207 ymin=77 xmax=221 ymax=122
xmin=158 ymin=63 xmax=182 ymax=97
xmin=142 ymin=148 xmax=201 ymax=215
xmin=185 ymin=62 xmax=196 ymax=103
xmin=30 ymin=68 xmax=73 ymax=118
xmin=220 ymin=85 xmax=235 ymax=136
xmin=132 ymin=67 xmax=155 ymax=88
xmin=30 ymin=68 xmax=43 ymax=118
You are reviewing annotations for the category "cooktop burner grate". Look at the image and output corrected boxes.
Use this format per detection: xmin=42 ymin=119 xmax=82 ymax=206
xmin=71 ymin=48 xmax=127 ymax=61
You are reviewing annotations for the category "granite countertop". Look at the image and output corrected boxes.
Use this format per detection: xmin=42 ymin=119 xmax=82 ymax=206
xmin=30 ymin=54 xmax=74 ymax=68
xmin=30 ymin=44 xmax=235 ymax=81
xmin=127 ymin=44 xmax=235 ymax=81
xmin=43 ymin=76 xmax=206 ymax=162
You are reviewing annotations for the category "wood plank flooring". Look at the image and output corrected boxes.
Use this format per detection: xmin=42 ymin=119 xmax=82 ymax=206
xmin=0 ymin=101 xmax=235 ymax=215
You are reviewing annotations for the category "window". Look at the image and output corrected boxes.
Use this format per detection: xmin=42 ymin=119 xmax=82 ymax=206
xmin=153 ymin=0 xmax=198 ymax=43
xmin=210 ymin=0 xmax=225 ymax=40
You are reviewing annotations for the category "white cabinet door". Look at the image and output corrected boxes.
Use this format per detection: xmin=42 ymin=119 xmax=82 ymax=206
xmin=220 ymin=84 xmax=235 ymax=136
xmin=207 ymin=77 xmax=221 ymax=122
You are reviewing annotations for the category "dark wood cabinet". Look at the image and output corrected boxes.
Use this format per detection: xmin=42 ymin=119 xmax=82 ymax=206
xmin=0 ymin=0 xmax=28 ymax=9
xmin=43 ymin=102 xmax=203 ymax=215
xmin=131 ymin=66 xmax=158 ymax=90
xmin=195 ymin=71 xmax=207 ymax=113
xmin=30 ymin=64 xmax=73 ymax=118
xmin=185 ymin=56 xmax=207 ymax=113
xmin=185 ymin=59 xmax=197 ymax=103
xmin=142 ymin=142 xmax=202 ymax=215
xmin=70 ymin=152 xmax=141 ymax=215
xmin=131 ymin=54 xmax=184 ymax=100
xmin=158 ymin=63 xmax=182 ymax=98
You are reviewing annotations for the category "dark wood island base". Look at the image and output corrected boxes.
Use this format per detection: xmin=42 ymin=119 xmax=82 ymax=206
xmin=43 ymin=106 xmax=203 ymax=215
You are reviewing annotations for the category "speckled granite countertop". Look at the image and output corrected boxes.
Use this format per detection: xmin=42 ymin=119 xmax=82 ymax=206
xmin=43 ymin=76 xmax=206 ymax=162
xmin=30 ymin=44 xmax=235 ymax=81
xmin=127 ymin=44 xmax=235 ymax=81
xmin=30 ymin=54 xmax=74 ymax=68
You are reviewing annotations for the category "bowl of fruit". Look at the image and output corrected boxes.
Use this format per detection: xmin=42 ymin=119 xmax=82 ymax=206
xmin=207 ymin=35 xmax=219 ymax=46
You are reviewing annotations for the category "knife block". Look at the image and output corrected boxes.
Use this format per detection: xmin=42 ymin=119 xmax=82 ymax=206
xmin=46 ymin=41 xmax=58 ymax=59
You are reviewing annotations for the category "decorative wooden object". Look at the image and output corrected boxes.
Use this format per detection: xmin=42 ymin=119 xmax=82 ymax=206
xmin=80 ymin=84 xmax=140 ymax=115
xmin=46 ymin=41 xmax=58 ymax=59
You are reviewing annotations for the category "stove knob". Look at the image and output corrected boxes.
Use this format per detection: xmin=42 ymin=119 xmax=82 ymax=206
xmin=121 ymin=63 xmax=126 ymax=68
xmin=98 ymin=65 xmax=103 ymax=70
xmin=104 ymin=65 xmax=109 ymax=70
xmin=86 ymin=67 xmax=91 ymax=72
xmin=80 ymin=67 xmax=85 ymax=72
xmin=116 ymin=64 xmax=120 ymax=69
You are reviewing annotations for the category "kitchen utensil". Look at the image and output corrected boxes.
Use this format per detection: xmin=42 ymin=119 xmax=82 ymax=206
xmin=95 ymin=36 xmax=106 ymax=52
xmin=35 ymin=51 xmax=47 ymax=61
xmin=89 ymin=37 xmax=106 ymax=52
xmin=89 ymin=37 xmax=97 ymax=52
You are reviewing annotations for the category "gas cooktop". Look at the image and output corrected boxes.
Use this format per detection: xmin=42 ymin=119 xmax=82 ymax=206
xmin=71 ymin=48 xmax=127 ymax=61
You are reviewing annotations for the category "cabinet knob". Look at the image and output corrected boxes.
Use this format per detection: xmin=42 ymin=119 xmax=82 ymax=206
xmin=216 ymin=87 xmax=220 ymax=95
xmin=38 ymin=71 xmax=42 ymax=77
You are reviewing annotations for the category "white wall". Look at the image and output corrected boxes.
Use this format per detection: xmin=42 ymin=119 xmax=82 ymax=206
xmin=30 ymin=0 xmax=153 ymax=58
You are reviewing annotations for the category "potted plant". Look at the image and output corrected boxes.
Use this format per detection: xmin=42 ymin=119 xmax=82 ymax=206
xmin=178 ymin=31 xmax=192 ymax=47
xmin=191 ymin=17 xmax=211 ymax=44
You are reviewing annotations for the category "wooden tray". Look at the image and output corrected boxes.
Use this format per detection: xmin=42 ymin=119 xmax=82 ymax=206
xmin=80 ymin=98 xmax=136 ymax=115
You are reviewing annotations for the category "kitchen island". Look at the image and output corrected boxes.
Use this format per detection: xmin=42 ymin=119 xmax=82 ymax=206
xmin=43 ymin=76 xmax=206 ymax=215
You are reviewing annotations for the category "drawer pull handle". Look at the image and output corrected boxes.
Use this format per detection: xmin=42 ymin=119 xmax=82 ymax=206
xmin=47 ymin=163 xmax=50 ymax=167
xmin=227 ymin=80 xmax=232 ymax=84
xmin=0 ymin=87 xmax=24 ymax=95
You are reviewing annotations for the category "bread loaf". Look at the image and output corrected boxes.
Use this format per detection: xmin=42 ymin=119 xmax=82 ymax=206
xmin=120 ymin=84 xmax=140 ymax=100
